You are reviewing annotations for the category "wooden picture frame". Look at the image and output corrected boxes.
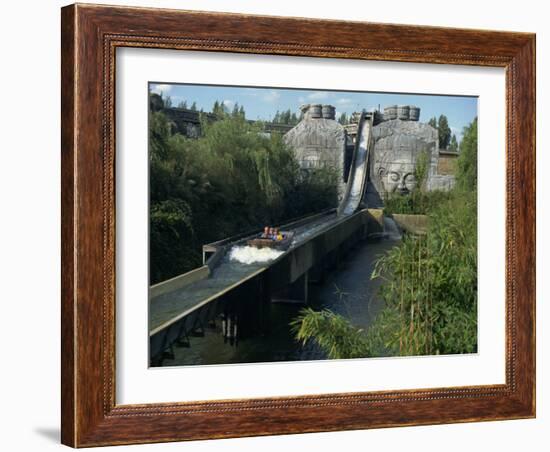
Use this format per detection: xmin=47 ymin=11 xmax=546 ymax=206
xmin=61 ymin=3 xmax=535 ymax=447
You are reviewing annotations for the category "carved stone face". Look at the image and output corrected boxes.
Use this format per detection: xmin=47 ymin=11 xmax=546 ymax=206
xmin=379 ymin=159 xmax=417 ymax=195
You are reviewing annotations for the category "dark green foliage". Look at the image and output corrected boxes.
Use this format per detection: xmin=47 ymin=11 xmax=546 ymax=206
xmin=370 ymin=190 xmax=478 ymax=356
xmin=383 ymin=150 xmax=451 ymax=215
xmin=294 ymin=189 xmax=478 ymax=358
xmin=414 ymin=149 xmax=429 ymax=190
xmin=272 ymin=109 xmax=299 ymax=125
xmin=282 ymin=166 xmax=339 ymax=219
xmin=150 ymin=199 xmax=198 ymax=284
xmin=437 ymin=114 xmax=452 ymax=149
xmin=149 ymin=92 xmax=164 ymax=112
xmin=232 ymin=103 xmax=240 ymax=118
xmin=427 ymin=114 xmax=453 ymax=150
xmin=149 ymin=109 xmax=337 ymax=284
xmin=338 ymin=112 xmax=349 ymax=125
xmin=212 ymin=100 xmax=226 ymax=117
xmin=383 ymin=190 xmax=452 ymax=215
xmin=456 ymin=118 xmax=478 ymax=190
xmin=291 ymin=308 xmax=371 ymax=359
xmin=449 ymin=134 xmax=458 ymax=152
xmin=293 ymin=118 xmax=479 ymax=359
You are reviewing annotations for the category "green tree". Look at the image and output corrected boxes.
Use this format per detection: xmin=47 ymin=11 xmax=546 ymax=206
xmin=232 ymin=102 xmax=240 ymax=118
xmin=370 ymin=187 xmax=477 ymax=356
xmin=437 ymin=114 xmax=452 ymax=149
xmin=338 ymin=112 xmax=348 ymax=125
xmin=272 ymin=109 xmax=299 ymax=125
xmin=164 ymin=96 xmax=172 ymax=108
xmin=190 ymin=101 xmax=197 ymax=111
xmin=291 ymin=308 xmax=371 ymax=359
xmin=149 ymin=92 xmax=164 ymax=112
xmin=148 ymin=111 xmax=337 ymax=284
xmin=212 ymin=100 xmax=226 ymax=117
xmin=428 ymin=116 xmax=437 ymax=128
xmin=292 ymin=117 xmax=479 ymax=359
xmin=177 ymin=100 xmax=188 ymax=109
xmin=449 ymin=134 xmax=458 ymax=152
xmin=293 ymin=189 xmax=478 ymax=358
xmin=282 ymin=109 xmax=291 ymax=124
xmin=456 ymin=117 xmax=478 ymax=190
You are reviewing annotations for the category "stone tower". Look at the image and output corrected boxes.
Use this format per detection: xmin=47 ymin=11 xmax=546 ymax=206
xmin=365 ymin=105 xmax=456 ymax=207
xmin=283 ymin=104 xmax=347 ymax=197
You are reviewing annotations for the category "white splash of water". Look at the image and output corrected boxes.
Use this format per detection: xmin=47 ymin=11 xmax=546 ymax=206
xmin=229 ymin=245 xmax=284 ymax=265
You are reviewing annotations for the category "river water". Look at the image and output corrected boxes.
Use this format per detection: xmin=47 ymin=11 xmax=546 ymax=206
xmin=159 ymin=234 xmax=400 ymax=367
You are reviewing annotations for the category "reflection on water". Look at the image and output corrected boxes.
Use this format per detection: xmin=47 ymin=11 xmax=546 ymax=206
xmin=160 ymin=237 xmax=399 ymax=367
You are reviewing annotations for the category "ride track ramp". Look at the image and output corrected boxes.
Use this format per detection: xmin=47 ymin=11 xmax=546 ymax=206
xmin=338 ymin=111 xmax=372 ymax=216
xmin=149 ymin=112 xmax=374 ymax=359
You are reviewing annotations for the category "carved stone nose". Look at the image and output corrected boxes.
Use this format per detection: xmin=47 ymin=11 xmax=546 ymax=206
xmin=398 ymin=179 xmax=409 ymax=195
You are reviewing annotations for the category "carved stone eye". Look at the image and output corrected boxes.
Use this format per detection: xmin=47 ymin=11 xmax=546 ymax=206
xmin=390 ymin=172 xmax=400 ymax=182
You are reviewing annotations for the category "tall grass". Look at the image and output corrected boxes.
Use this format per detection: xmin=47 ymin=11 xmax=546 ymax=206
xmin=292 ymin=118 xmax=479 ymax=358
xmin=291 ymin=308 xmax=371 ymax=359
xmin=369 ymin=189 xmax=477 ymax=356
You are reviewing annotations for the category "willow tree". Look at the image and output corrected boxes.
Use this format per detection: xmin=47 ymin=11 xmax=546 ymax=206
xmin=149 ymin=110 xmax=338 ymax=284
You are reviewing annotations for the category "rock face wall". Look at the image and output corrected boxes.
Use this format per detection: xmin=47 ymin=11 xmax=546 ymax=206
xmin=366 ymin=119 xmax=456 ymax=207
xmin=284 ymin=104 xmax=347 ymax=196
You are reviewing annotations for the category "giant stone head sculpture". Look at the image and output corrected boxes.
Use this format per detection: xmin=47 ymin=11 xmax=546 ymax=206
xmin=370 ymin=120 xmax=437 ymax=200
xmin=378 ymin=158 xmax=417 ymax=195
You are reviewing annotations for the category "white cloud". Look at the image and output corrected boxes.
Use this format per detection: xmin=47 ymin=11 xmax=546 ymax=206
xmin=150 ymin=84 xmax=172 ymax=95
xmin=307 ymin=91 xmax=330 ymax=101
xmin=262 ymin=90 xmax=281 ymax=102
xmin=222 ymin=99 xmax=235 ymax=110
xmin=336 ymin=97 xmax=354 ymax=106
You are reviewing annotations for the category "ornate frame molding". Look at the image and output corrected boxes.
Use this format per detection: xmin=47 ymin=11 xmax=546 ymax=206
xmin=61 ymin=4 xmax=535 ymax=446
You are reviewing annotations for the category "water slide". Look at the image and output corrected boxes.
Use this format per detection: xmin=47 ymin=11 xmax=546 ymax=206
xmin=150 ymin=112 xmax=373 ymax=358
xmin=337 ymin=111 xmax=372 ymax=217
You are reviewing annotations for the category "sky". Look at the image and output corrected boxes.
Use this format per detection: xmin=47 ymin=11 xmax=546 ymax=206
xmin=150 ymin=82 xmax=478 ymax=143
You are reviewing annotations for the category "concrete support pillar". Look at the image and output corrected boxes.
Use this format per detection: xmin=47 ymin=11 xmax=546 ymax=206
xmin=289 ymin=272 xmax=308 ymax=304
xmin=258 ymin=272 xmax=272 ymax=334
xmin=309 ymin=262 xmax=326 ymax=285
xmin=272 ymin=272 xmax=309 ymax=304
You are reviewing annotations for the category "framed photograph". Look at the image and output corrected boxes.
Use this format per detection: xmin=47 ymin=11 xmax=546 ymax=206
xmin=61 ymin=3 xmax=535 ymax=447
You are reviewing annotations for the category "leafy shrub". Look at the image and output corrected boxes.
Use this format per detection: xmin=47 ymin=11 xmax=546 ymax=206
xmin=149 ymin=111 xmax=338 ymax=283
xmin=292 ymin=117 xmax=479 ymax=358
xmin=370 ymin=189 xmax=477 ymax=356
xmin=291 ymin=308 xmax=371 ymax=359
